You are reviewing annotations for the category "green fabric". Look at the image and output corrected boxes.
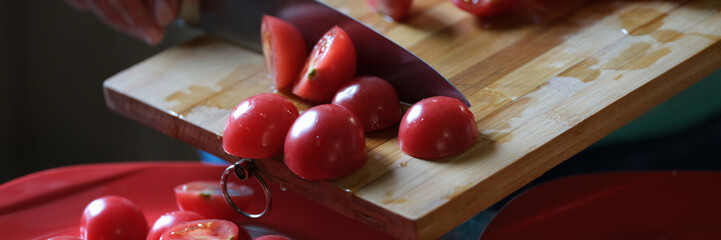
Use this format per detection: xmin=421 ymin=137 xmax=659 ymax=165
xmin=593 ymin=69 xmax=721 ymax=147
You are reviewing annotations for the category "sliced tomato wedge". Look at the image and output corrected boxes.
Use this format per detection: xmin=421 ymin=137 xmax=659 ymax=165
xmin=292 ymin=26 xmax=357 ymax=103
xmin=450 ymin=0 xmax=520 ymax=17
xmin=261 ymin=15 xmax=307 ymax=90
xmin=364 ymin=0 xmax=413 ymax=21
xmin=159 ymin=219 xmax=250 ymax=240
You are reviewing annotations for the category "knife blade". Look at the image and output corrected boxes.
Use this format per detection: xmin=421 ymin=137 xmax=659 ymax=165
xmin=178 ymin=0 xmax=469 ymax=106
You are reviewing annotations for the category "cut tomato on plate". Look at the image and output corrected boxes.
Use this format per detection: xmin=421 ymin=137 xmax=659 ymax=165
xmin=261 ymin=15 xmax=307 ymax=90
xmin=450 ymin=0 xmax=520 ymax=17
xmin=147 ymin=211 xmax=205 ymax=240
xmin=159 ymin=219 xmax=250 ymax=240
xmin=174 ymin=181 xmax=254 ymax=221
xmin=364 ymin=0 xmax=413 ymax=21
xmin=292 ymin=26 xmax=357 ymax=103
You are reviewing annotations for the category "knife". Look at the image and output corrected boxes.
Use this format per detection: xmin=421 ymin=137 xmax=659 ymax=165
xmin=177 ymin=0 xmax=469 ymax=106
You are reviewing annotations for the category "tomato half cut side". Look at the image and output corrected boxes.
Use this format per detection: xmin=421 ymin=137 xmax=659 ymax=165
xmin=222 ymin=93 xmax=299 ymax=159
xmin=450 ymin=0 xmax=520 ymax=17
xmin=292 ymin=26 xmax=357 ymax=103
xmin=364 ymin=0 xmax=413 ymax=21
xmin=174 ymin=181 xmax=255 ymax=221
xmin=284 ymin=104 xmax=367 ymax=180
xmin=332 ymin=76 xmax=402 ymax=132
xmin=80 ymin=196 xmax=149 ymax=240
xmin=147 ymin=211 xmax=205 ymax=240
xmin=159 ymin=219 xmax=250 ymax=240
xmin=261 ymin=15 xmax=307 ymax=90
xmin=398 ymin=96 xmax=478 ymax=159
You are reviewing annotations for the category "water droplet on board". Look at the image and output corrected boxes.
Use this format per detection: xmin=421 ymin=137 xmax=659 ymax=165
xmin=619 ymin=8 xmax=666 ymax=36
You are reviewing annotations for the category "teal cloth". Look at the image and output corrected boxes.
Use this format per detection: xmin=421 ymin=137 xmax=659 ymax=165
xmin=593 ymin=69 xmax=721 ymax=147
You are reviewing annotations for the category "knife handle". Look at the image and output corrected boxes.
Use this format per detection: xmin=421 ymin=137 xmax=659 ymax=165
xmin=178 ymin=0 xmax=200 ymax=27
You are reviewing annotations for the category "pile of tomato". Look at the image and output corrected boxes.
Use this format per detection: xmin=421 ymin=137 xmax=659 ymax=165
xmin=47 ymin=181 xmax=288 ymax=240
xmin=223 ymin=15 xmax=479 ymax=181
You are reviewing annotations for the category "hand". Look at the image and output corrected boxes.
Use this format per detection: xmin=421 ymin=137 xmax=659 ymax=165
xmin=65 ymin=0 xmax=179 ymax=45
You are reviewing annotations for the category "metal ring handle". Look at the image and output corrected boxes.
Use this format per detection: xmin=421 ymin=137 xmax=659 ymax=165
xmin=220 ymin=159 xmax=272 ymax=219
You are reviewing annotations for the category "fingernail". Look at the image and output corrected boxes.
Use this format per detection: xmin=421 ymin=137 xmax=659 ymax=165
xmin=143 ymin=26 xmax=163 ymax=45
xmin=155 ymin=0 xmax=174 ymax=26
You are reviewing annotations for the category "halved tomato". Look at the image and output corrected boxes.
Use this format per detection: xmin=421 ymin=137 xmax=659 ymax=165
xmin=364 ymin=0 xmax=413 ymax=21
xmin=222 ymin=93 xmax=299 ymax=159
xmin=159 ymin=219 xmax=250 ymax=240
xmin=332 ymin=76 xmax=402 ymax=132
xmin=399 ymin=96 xmax=478 ymax=159
xmin=450 ymin=0 xmax=520 ymax=17
xmin=284 ymin=104 xmax=367 ymax=180
xmin=147 ymin=211 xmax=205 ymax=240
xmin=292 ymin=26 xmax=357 ymax=103
xmin=261 ymin=15 xmax=307 ymax=90
xmin=174 ymin=181 xmax=254 ymax=221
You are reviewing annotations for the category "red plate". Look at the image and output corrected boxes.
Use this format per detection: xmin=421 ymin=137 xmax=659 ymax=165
xmin=481 ymin=171 xmax=721 ymax=240
xmin=0 ymin=162 xmax=393 ymax=240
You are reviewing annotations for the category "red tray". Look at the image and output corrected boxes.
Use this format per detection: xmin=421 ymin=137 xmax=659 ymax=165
xmin=0 ymin=162 xmax=394 ymax=240
xmin=481 ymin=171 xmax=721 ymax=240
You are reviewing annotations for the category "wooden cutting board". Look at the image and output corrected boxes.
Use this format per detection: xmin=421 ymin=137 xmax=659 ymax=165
xmin=103 ymin=0 xmax=721 ymax=239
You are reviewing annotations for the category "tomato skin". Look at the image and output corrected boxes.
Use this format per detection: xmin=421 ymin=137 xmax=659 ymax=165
xmin=261 ymin=15 xmax=307 ymax=90
xmin=147 ymin=211 xmax=205 ymax=240
xmin=159 ymin=219 xmax=250 ymax=240
xmin=450 ymin=0 xmax=519 ymax=17
xmin=398 ymin=96 xmax=478 ymax=159
xmin=80 ymin=196 xmax=149 ymax=240
xmin=174 ymin=181 xmax=254 ymax=221
xmin=254 ymin=235 xmax=290 ymax=240
xmin=292 ymin=26 xmax=357 ymax=103
xmin=364 ymin=0 xmax=412 ymax=21
xmin=332 ymin=76 xmax=402 ymax=132
xmin=284 ymin=104 xmax=367 ymax=180
xmin=223 ymin=93 xmax=299 ymax=159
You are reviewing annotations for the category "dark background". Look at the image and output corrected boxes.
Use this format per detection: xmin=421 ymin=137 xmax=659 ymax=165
xmin=1 ymin=1 xmax=200 ymax=183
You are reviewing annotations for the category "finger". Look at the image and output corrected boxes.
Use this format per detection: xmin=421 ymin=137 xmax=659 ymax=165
xmin=109 ymin=0 xmax=164 ymax=45
xmin=154 ymin=0 xmax=179 ymax=26
xmin=64 ymin=0 xmax=90 ymax=11
xmin=87 ymin=0 xmax=131 ymax=32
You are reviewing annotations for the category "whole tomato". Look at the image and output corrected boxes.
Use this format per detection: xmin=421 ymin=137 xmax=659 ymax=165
xmin=223 ymin=93 xmax=299 ymax=159
xmin=174 ymin=181 xmax=254 ymax=221
xmin=159 ymin=219 xmax=250 ymax=240
xmin=147 ymin=211 xmax=204 ymax=240
xmin=399 ymin=96 xmax=478 ymax=159
xmin=284 ymin=104 xmax=367 ymax=180
xmin=80 ymin=196 xmax=148 ymax=240
xmin=450 ymin=0 xmax=519 ymax=17
xmin=292 ymin=26 xmax=357 ymax=103
xmin=261 ymin=15 xmax=307 ymax=90
xmin=332 ymin=76 xmax=402 ymax=132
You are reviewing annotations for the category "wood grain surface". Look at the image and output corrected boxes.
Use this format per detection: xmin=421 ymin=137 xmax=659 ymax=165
xmin=104 ymin=0 xmax=721 ymax=239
